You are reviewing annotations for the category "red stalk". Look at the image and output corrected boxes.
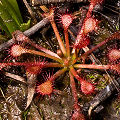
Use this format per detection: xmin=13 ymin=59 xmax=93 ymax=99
xmin=81 ymin=31 xmax=120 ymax=60
xmin=0 ymin=62 xmax=63 ymax=70
xmin=10 ymin=45 xmax=63 ymax=63
xmin=27 ymin=48 xmax=63 ymax=63
xmin=70 ymin=67 xmax=94 ymax=95
xmin=40 ymin=7 xmax=66 ymax=55
xmin=0 ymin=62 xmax=44 ymax=70
xmin=74 ymin=64 xmax=110 ymax=69
xmin=69 ymin=72 xmax=79 ymax=107
xmin=13 ymin=30 xmax=61 ymax=59
xmin=61 ymin=14 xmax=73 ymax=57
xmin=74 ymin=64 xmax=120 ymax=74
xmin=44 ymin=63 xmax=64 ymax=68
xmin=50 ymin=20 xmax=66 ymax=56
xmin=49 ymin=68 xmax=67 ymax=82
xmin=69 ymin=72 xmax=85 ymax=120
xmin=64 ymin=29 xmax=70 ymax=57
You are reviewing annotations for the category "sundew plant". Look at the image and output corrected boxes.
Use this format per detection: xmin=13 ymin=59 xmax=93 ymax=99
xmin=0 ymin=0 xmax=120 ymax=119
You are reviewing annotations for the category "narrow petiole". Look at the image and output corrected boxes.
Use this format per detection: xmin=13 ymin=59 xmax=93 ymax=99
xmin=49 ymin=67 xmax=67 ymax=82
xmin=50 ymin=20 xmax=66 ymax=56
xmin=0 ymin=62 xmax=63 ymax=70
xmin=26 ymin=39 xmax=61 ymax=59
xmin=13 ymin=30 xmax=61 ymax=59
xmin=44 ymin=63 xmax=64 ymax=68
xmin=40 ymin=6 xmax=66 ymax=56
xmin=64 ymin=29 xmax=70 ymax=57
xmin=81 ymin=31 xmax=120 ymax=60
xmin=69 ymin=71 xmax=79 ymax=107
xmin=74 ymin=64 xmax=111 ymax=70
xmin=70 ymin=66 xmax=82 ymax=82
xmin=27 ymin=49 xmax=63 ymax=63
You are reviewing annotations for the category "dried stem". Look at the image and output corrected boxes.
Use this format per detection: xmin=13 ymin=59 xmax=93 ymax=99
xmin=5 ymin=72 xmax=26 ymax=83
xmin=32 ymin=0 xmax=87 ymax=5
xmin=25 ymin=73 xmax=37 ymax=109
xmin=23 ymin=0 xmax=36 ymax=20
xmin=24 ymin=17 xmax=49 ymax=36
xmin=40 ymin=5 xmax=49 ymax=12
xmin=83 ymin=78 xmax=120 ymax=116
xmin=0 ymin=17 xmax=49 ymax=51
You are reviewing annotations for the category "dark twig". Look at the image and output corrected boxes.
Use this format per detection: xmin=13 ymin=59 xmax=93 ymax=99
xmin=23 ymin=0 xmax=36 ymax=21
xmin=25 ymin=73 xmax=37 ymax=110
xmin=83 ymin=78 xmax=120 ymax=116
xmin=32 ymin=0 xmax=87 ymax=5
xmin=5 ymin=72 xmax=27 ymax=84
xmin=0 ymin=17 xmax=49 ymax=51
xmin=24 ymin=17 xmax=49 ymax=36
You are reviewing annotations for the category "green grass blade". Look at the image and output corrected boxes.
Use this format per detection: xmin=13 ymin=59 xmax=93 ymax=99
xmin=0 ymin=2 xmax=20 ymax=34
xmin=8 ymin=0 xmax=23 ymax=23
xmin=1 ymin=0 xmax=22 ymax=25
xmin=0 ymin=17 xmax=11 ymax=37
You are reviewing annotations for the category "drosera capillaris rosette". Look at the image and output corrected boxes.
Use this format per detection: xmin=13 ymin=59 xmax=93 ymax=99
xmin=1 ymin=0 xmax=120 ymax=119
